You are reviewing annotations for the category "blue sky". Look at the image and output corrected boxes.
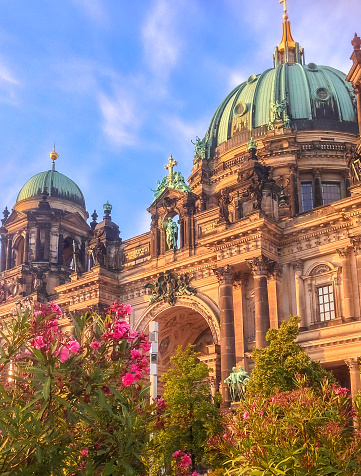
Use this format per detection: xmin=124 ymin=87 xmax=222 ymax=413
xmin=0 ymin=0 xmax=360 ymax=240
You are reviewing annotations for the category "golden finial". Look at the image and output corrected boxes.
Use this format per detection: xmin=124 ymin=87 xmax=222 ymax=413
xmin=50 ymin=143 xmax=59 ymax=164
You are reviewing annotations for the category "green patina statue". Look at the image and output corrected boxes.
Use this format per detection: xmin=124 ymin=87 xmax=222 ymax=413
xmin=191 ymin=136 xmax=206 ymax=163
xmin=224 ymin=365 xmax=250 ymax=402
xmin=151 ymin=156 xmax=191 ymax=201
xmin=163 ymin=217 xmax=178 ymax=250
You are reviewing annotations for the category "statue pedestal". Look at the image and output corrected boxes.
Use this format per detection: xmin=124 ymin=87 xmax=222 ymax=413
xmin=230 ymin=401 xmax=241 ymax=411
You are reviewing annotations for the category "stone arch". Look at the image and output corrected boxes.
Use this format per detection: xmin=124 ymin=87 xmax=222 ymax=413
xmin=135 ymin=293 xmax=220 ymax=344
xmin=135 ymin=294 xmax=221 ymax=394
xmin=305 ymin=261 xmax=336 ymax=276
xmin=13 ymin=233 xmax=25 ymax=267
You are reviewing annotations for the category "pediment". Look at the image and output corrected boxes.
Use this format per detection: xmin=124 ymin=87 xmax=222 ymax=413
xmin=2 ymin=210 xmax=27 ymax=229
xmin=148 ymin=188 xmax=198 ymax=216
xmin=62 ymin=211 xmax=90 ymax=231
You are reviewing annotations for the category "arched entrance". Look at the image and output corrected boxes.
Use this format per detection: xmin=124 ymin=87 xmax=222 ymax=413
xmin=136 ymin=295 xmax=221 ymax=395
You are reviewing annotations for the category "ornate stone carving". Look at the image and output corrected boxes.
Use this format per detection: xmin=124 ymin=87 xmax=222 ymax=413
xmin=336 ymin=247 xmax=352 ymax=258
xmin=87 ymin=238 xmax=107 ymax=266
xmin=350 ymin=237 xmax=361 ymax=254
xmin=291 ymin=259 xmax=304 ymax=272
xmin=345 ymin=357 xmax=360 ymax=371
xmin=310 ymin=264 xmax=331 ymax=276
xmin=145 ymin=272 xmax=195 ymax=306
xmin=218 ymin=189 xmax=231 ymax=224
xmin=246 ymin=255 xmax=276 ymax=276
xmin=213 ymin=265 xmax=235 ymax=285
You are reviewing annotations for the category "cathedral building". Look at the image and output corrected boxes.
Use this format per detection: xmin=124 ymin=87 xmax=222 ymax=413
xmin=1 ymin=10 xmax=361 ymax=406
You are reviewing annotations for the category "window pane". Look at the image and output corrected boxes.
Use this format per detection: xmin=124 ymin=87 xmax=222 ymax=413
xmin=317 ymin=284 xmax=336 ymax=322
xmin=301 ymin=183 xmax=313 ymax=212
xmin=322 ymin=182 xmax=341 ymax=205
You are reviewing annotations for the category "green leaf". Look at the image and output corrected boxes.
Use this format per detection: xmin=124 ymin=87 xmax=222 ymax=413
xmin=36 ymin=445 xmax=42 ymax=463
xmin=43 ymin=376 xmax=51 ymax=401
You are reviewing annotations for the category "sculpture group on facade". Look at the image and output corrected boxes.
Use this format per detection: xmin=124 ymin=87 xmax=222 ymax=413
xmin=191 ymin=136 xmax=207 ymax=163
xmin=145 ymin=272 xmax=195 ymax=306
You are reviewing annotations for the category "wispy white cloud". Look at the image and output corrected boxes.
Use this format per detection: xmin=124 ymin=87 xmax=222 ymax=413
xmin=97 ymin=87 xmax=140 ymax=148
xmin=141 ymin=0 xmax=182 ymax=81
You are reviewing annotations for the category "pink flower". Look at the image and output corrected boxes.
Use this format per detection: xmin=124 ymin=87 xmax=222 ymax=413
xmin=90 ymin=341 xmax=101 ymax=349
xmin=141 ymin=342 xmax=151 ymax=352
xmin=122 ymin=373 xmax=135 ymax=386
xmin=243 ymin=411 xmax=249 ymax=420
xmin=128 ymin=331 xmax=138 ymax=340
xmin=192 ymin=472 xmax=200 ymax=476
xmin=123 ymin=304 xmax=132 ymax=314
xmin=59 ymin=347 xmax=69 ymax=363
xmin=67 ymin=340 xmax=80 ymax=353
xmin=23 ymin=349 xmax=32 ymax=356
xmin=131 ymin=363 xmax=141 ymax=373
xmin=335 ymin=387 xmax=349 ymax=395
xmin=181 ymin=454 xmax=192 ymax=467
xmin=172 ymin=450 xmax=181 ymax=458
xmin=259 ymin=410 xmax=264 ymax=416
xmin=34 ymin=311 xmax=42 ymax=317
xmin=32 ymin=335 xmax=45 ymax=350
xmin=80 ymin=448 xmax=88 ymax=456
xmin=50 ymin=302 xmax=62 ymax=315
xmin=130 ymin=349 xmax=141 ymax=360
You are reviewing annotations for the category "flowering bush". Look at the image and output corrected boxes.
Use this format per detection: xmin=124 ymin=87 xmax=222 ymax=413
xmin=0 ymin=300 xmax=156 ymax=475
xmin=207 ymin=377 xmax=361 ymax=475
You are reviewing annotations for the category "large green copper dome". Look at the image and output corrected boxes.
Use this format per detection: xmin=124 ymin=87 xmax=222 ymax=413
xmin=203 ymin=15 xmax=358 ymax=159
xmin=204 ymin=63 xmax=357 ymax=158
xmin=17 ymin=168 xmax=85 ymax=209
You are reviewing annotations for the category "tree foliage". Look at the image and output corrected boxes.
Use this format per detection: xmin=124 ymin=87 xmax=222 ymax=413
xmin=151 ymin=344 xmax=222 ymax=475
xmin=0 ymin=300 xmax=157 ymax=475
xmin=207 ymin=378 xmax=361 ymax=475
xmin=247 ymin=316 xmax=334 ymax=396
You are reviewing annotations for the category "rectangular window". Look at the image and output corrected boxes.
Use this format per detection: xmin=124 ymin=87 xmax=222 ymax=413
xmin=301 ymin=182 xmax=313 ymax=212
xmin=317 ymin=285 xmax=336 ymax=321
xmin=322 ymin=182 xmax=341 ymax=205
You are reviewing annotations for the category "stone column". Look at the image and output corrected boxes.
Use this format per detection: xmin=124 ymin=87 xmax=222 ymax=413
xmin=57 ymin=233 xmax=64 ymax=265
xmin=213 ymin=265 xmax=236 ymax=406
xmin=35 ymin=227 xmax=41 ymax=261
xmin=6 ymin=237 xmax=12 ymax=270
xmin=24 ymin=231 xmax=29 ymax=265
xmin=345 ymin=357 xmax=361 ymax=399
xmin=337 ymin=247 xmax=354 ymax=319
xmin=351 ymin=237 xmax=361 ymax=318
xmin=313 ymin=168 xmax=323 ymax=208
xmin=233 ymin=274 xmax=248 ymax=370
xmin=0 ymin=236 xmax=7 ymax=272
xmin=292 ymin=259 xmax=306 ymax=329
xmin=267 ymin=263 xmax=282 ymax=329
xmin=288 ymin=164 xmax=299 ymax=216
xmin=43 ymin=225 xmax=50 ymax=261
xmin=247 ymin=255 xmax=273 ymax=349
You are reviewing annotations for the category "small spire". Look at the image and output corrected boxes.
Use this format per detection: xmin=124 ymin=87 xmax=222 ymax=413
xmin=50 ymin=144 xmax=59 ymax=168
xmin=90 ymin=209 xmax=98 ymax=230
xmin=1 ymin=206 xmax=10 ymax=225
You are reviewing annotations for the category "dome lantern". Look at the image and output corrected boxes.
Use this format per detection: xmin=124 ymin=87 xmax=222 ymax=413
xmin=273 ymin=0 xmax=304 ymax=66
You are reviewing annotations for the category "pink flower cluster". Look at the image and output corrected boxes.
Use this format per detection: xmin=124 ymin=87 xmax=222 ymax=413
xmin=172 ymin=449 xmax=192 ymax=467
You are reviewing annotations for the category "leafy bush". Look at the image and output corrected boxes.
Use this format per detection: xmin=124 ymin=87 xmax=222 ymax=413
xmin=0 ymin=300 xmax=157 ymax=475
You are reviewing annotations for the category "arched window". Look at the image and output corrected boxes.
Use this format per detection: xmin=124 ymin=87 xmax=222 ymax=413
xmin=13 ymin=236 xmax=25 ymax=267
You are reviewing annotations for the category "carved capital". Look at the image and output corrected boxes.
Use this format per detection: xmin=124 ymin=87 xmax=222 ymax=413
xmin=213 ymin=265 xmax=235 ymax=285
xmin=291 ymin=259 xmax=304 ymax=273
xmin=336 ymin=247 xmax=352 ymax=259
xmin=350 ymin=237 xmax=361 ymax=254
xmin=288 ymin=163 xmax=297 ymax=173
xmin=233 ymin=272 xmax=249 ymax=289
xmin=312 ymin=167 xmax=322 ymax=178
xmin=345 ymin=357 xmax=360 ymax=372
xmin=268 ymin=262 xmax=282 ymax=279
xmin=246 ymin=255 xmax=276 ymax=277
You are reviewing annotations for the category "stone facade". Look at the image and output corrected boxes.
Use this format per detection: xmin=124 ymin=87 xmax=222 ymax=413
xmin=1 ymin=27 xmax=361 ymax=407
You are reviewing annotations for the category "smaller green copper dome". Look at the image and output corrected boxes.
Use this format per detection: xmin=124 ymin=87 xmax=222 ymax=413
xmin=17 ymin=168 xmax=85 ymax=208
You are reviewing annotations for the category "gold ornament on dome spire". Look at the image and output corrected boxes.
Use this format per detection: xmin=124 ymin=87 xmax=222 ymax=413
xmin=50 ymin=144 xmax=59 ymax=164
xmin=274 ymin=0 xmax=304 ymax=66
